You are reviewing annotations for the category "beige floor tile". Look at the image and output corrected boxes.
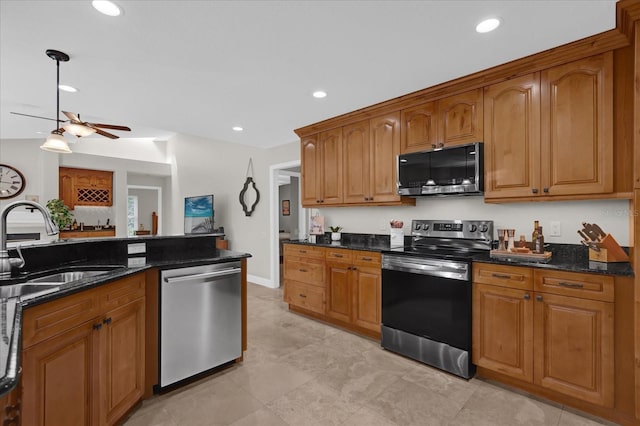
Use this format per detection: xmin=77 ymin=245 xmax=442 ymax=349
xmin=364 ymin=377 xmax=463 ymax=426
xmin=229 ymin=407 xmax=289 ymax=426
xmin=340 ymin=406 xmax=400 ymax=426
xmin=450 ymin=380 xmax=563 ymax=426
xmin=225 ymin=359 xmax=315 ymax=404
xmin=279 ymin=342 xmax=356 ymax=376
xmin=401 ymin=363 xmax=480 ymax=410
xmin=122 ymin=406 xmax=177 ymax=426
xmin=267 ymin=380 xmax=362 ymax=426
xmin=558 ymin=408 xmax=617 ymax=426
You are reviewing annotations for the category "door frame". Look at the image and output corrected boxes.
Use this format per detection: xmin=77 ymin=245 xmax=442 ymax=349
xmin=269 ymin=160 xmax=305 ymax=288
xmin=126 ymin=185 xmax=163 ymax=235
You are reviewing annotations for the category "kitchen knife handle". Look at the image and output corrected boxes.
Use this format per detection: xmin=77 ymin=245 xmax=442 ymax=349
xmin=558 ymin=281 xmax=584 ymax=289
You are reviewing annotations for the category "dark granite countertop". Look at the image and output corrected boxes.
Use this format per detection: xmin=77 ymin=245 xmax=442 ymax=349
xmin=0 ymin=235 xmax=250 ymax=398
xmin=285 ymin=236 xmax=634 ymax=277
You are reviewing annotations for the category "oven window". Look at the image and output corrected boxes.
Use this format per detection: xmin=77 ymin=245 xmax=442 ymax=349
xmin=382 ymin=269 xmax=471 ymax=350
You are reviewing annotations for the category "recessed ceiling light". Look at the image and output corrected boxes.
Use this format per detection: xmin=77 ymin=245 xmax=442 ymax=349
xmin=232 ymin=126 xmax=243 ymax=132
xmin=312 ymin=91 xmax=327 ymax=99
xmin=58 ymin=84 xmax=77 ymax=93
xmin=92 ymin=0 xmax=121 ymax=17
xmin=476 ymin=18 xmax=500 ymax=33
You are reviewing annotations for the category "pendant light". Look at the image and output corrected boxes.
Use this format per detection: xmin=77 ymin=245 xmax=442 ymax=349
xmin=40 ymin=50 xmax=72 ymax=154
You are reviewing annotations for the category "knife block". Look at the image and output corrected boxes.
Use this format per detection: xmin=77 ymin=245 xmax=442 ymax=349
xmin=588 ymin=233 xmax=629 ymax=263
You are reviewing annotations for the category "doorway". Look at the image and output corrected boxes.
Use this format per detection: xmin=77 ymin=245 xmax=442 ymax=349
xmin=269 ymin=160 xmax=305 ymax=288
xmin=127 ymin=185 xmax=163 ymax=235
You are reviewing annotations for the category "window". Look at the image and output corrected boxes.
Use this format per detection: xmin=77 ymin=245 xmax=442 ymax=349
xmin=127 ymin=195 xmax=138 ymax=236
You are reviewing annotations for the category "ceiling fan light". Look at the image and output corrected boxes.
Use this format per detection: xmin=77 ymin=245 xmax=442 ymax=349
xmin=63 ymin=122 xmax=97 ymax=137
xmin=40 ymin=132 xmax=72 ymax=154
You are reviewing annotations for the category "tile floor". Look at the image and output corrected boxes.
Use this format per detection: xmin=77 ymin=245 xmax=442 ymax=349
xmin=123 ymin=283 xmax=615 ymax=426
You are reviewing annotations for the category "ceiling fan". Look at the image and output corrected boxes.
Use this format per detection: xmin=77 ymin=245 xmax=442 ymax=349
xmin=10 ymin=49 xmax=131 ymax=146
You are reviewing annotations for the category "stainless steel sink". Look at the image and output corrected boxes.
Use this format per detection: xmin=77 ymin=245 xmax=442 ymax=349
xmin=28 ymin=270 xmax=113 ymax=284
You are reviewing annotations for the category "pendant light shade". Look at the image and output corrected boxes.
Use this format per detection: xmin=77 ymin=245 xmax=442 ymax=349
xmin=40 ymin=131 xmax=72 ymax=153
xmin=63 ymin=122 xmax=97 ymax=137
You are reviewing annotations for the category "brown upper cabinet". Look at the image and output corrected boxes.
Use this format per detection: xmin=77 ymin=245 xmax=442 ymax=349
xmin=400 ymin=89 xmax=484 ymax=154
xmin=301 ymin=130 xmax=343 ymax=206
xmin=59 ymin=167 xmax=114 ymax=210
xmin=484 ymin=53 xmax=613 ymax=200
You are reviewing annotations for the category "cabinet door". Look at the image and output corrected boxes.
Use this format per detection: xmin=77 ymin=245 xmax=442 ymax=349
xmin=472 ymin=283 xmax=533 ymax=382
xmin=284 ymin=280 xmax=326 ymax=315
xmin=59 ymin=168 xmax=75 ymax=210
xmin=369 ymin=112 xmax=401 ymax=202
xmin=319 ymin=128 xmax=343 ymax=205
xmin=483 ymin=73 xmax=541 ymax=199
xmin=540 ymin=53 xmax=613 ymax=196
xmin=401 ymin=102 xmax=438 ymax=153
xmin=438 ymin=89 xmax=483 ymax=147
xmin=533 ymin=292 xmax=614 ymax=407
xmin=343 ymin=120 xmax=370 ymax=203
xmin=22 ymin=320 xmax=98 ymax=426
xmin=301 ymin=135 xmax=321 ymax=206
xmin=352 ymin=265 xmax=381 ymax=333
xmin=100 ymin=298 xmax=145 ymax=425
xmin=326 ymin=262 xmax=352 ymax=323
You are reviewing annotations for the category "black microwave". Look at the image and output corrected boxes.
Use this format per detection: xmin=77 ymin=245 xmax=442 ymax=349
xmin=397 ymin=142 xmax=484 ymax=196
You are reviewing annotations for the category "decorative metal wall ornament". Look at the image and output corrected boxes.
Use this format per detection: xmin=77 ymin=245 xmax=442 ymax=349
xmin=239 ymin=158 xmax=260 ymax=216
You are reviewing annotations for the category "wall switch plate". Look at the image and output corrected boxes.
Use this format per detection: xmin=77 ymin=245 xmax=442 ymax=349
xmin=550 ymin=221 xmax=561 ymax=237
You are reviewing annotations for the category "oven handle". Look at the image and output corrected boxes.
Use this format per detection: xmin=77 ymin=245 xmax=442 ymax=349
xmin=382 ymin=255 xmax=470 ymax=281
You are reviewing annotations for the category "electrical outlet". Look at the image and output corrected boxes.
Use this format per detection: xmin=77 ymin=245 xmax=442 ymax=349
xmin=550 ymin=221 xmax=561 ymax=237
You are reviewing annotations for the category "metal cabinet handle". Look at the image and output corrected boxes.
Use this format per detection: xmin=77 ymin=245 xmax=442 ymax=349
xmin=103 ymin=317 xmax=112 ymax=325
xmin=299 ymin=293 xmax=307 ymax=298
xmin=352 ymin=267 xmax=357 ymax=271
xmin=299 ymin=269 xmax=307 ymax=273
xmin=362 ymin=257 xmax=373 ymax=261
xmin=431 ymin=144 xmax=436 ymax=149
xmin=543 ymin=187 xmax=549 ymax=193
xmin=93 ymin=323 xmax=102 ymax=330
xmin=333 ymin=254 xmax=343 ymax=258
xmin=536 ymin=295 xmax=543 ymax=302
xmin=299 ymin=250 xmax=307 ymax=254
xmin=491 ymin=273 xmax=511 ymax=279
xmin=532 ymin=188 xmax=539 ymax=194
xmin=558 ymin=281 xmax=584 ymax=288
xmin=347 ymin=267 xmax=352 ymax=270
xmin=524 ymin=294 xmax=530 ymax=300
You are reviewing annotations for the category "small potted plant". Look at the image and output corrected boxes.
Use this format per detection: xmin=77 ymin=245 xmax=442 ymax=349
xmin=46 ymin=199 xmax=74 ymax=232
xmin=329 ymin=226 xmax=342 ymax=241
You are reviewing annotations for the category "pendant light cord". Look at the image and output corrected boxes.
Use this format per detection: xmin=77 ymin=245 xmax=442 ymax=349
xmin=55 ymin=58 xmax=60 ymax=132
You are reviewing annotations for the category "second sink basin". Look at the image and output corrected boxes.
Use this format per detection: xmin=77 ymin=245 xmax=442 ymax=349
xmin=28 ymin=268 xmax=120 ymax=284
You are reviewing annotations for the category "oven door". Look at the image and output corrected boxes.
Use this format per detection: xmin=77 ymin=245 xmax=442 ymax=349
xmin=381 ymin=254 xmax=472 ymax=351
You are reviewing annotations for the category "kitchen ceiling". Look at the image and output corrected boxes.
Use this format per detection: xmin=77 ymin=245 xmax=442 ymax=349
xmin=0 ymin=1 xmax=617 ymax=149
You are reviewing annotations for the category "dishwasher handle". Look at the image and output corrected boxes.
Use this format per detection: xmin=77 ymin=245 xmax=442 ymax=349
xmin=163 ymin=267 xmax=241 ymax=284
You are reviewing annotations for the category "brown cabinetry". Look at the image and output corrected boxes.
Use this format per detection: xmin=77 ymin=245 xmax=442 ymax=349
xmin=484 ymin=53 xmax=613 ymax=200
xmin=59 ymin=167 xmax=114 ymax=210
xmin=301 ymin=130 xmax=343 ymax=206
xmin=22 ymin=273 xmax=146 ymax=426
xmin=0 ymin=385 xmax=21 ymax=425
xmin=400 ymin=89 xmax=483 ymax=153
xmin=473 ymin=263 xmax=614 ymax=407
xmin=283 ymin=245 xmax=326 ymax=315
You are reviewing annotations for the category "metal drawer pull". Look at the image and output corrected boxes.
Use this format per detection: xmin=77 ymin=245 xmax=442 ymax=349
xmin=299 ymin=269 xmax=307 ymax=272
xmin=491 ymin=273 xmax=511 ymax=279
xmin=333 ymin=254 xmax=343 ymax=258
xmin=362 ymin=257 xmax=373 ymax=261
xmin=558 ymin=281 xmax=584 ymax=288
xmin=299 ymin=294 xmax=307 ymax=298
xmin=299 ymin=250 xmax=307 ymax=253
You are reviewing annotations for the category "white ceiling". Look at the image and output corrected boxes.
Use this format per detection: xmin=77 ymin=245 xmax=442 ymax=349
xmin=0 ymin=1 xmax=617 ymax=149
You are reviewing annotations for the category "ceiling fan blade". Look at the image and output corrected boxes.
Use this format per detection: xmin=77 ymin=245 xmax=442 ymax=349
xmin=62 ymin=111 xmax=81 ymax=123
xmin=90 ymin=123 xmax=131 ymax=131
xmin=94 ymin=128 xmax=119 ymax=139
xmin=10 ymin=111 xmax=60 ymax=122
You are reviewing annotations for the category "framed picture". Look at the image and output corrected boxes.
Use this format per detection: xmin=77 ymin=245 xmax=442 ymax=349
xmin=184 ymin=195 xmax=214 ymax=234
xmin=310 ymin=215 xmax=324 ymax=235
xmin=282 ymin=200 xmax=290 ymax=216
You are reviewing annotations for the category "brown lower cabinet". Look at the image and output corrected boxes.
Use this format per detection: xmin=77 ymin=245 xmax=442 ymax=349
xmin=473 ymin=263 xmax=614 ymax=409
xmin=283 ymin=244 xmax=381 ymax=338
xmin=22 ymin=273 xmax=146 ymax=426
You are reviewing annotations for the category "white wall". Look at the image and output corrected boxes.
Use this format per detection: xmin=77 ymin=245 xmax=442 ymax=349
xmin=315 ymin=196 xmax=632 ymax=246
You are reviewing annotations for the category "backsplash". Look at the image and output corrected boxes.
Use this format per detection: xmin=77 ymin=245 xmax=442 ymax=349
xmin=313 ymin=197 xmax=632 ymax=246
xmin=72 ymin=206 xmax=114 ymax=227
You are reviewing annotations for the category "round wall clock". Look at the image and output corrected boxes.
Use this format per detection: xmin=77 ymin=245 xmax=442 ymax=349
xmin=0 ymin=164 xmax=26 ymax=199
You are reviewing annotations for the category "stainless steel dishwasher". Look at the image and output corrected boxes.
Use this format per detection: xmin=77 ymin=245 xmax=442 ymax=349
xmin=159 ymin=261 xmax=242 ymax=389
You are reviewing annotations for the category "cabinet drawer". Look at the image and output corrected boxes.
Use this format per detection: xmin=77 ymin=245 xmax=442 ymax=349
xmin=353 ymin=251 xmax=381 ymax=267
xmin=473 ymin=263 xmax=533 ymax=291
xmin=101 ymin=272 xmax=146 ymax=311
xmin=284 ymin=257 xmax=325 ymax=286
xmin=534 ymin=270 xmax=614 ymax=302
xmin=284 ymin=280 xmax=325 ymax=314
xmin=283 ymin=244 xmax=325 ymax=259
xmin=325 ymin=248 xmax=353 ymax=262
xmin=23 ymin=287 xmax=101 ymax=348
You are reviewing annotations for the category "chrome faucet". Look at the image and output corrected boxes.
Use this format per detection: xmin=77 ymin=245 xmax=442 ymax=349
xmin=0 ymin=201 xmax=59 ymax=279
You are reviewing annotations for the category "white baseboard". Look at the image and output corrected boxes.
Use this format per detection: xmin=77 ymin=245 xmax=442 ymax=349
xmin=247 ymin=274 xmax=276 ymax=288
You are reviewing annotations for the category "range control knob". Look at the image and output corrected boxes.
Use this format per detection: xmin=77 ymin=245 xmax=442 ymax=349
xmin=414 ymin=223 xmax=422 ymax=231
xmin=479 ymin=224 xmax=489 ymax=233
xmin=468 ymin=224 xmax=478 ymax=232
xmin=423 ymin=224 xmax=430 ymax=231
